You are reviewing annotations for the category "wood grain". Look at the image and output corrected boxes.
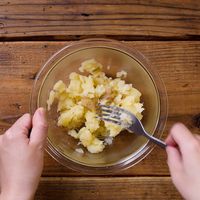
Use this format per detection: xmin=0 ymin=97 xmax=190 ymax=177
xmin=0 ymin=41 xmax=199 ymax=177
xmin=0 ymin=2 xmax=199 ymax=199
xmin=0 ymin=0 xmax=200 ymax=39
xmin=35 ymin=177 xmax=182 ymax=200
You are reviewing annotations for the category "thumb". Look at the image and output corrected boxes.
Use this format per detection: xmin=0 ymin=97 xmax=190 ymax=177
xmin=30 ymin=107 xmax=48 ymax=146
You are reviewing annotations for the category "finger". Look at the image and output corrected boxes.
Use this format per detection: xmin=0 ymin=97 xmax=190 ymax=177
xmin=165 ymin=134 xmax=177 ymax=147
xmin=7 ymin=113 xmax=32 ymax=137
xmin=168 ymin=123 xmax=196 ymax=156
xmin=30 ymin=107 xmax=48 ymax=146
xmin=0 ymin=135 xmax=2 ymax=146
xmin=166 ymin=146 xmax=183 ymax=174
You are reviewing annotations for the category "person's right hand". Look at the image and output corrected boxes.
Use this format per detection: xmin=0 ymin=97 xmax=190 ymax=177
xmin=166 ymin=123 xmax=200 ymax=200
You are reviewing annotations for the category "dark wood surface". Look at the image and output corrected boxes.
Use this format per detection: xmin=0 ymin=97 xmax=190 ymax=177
xmin=36 ymin=177 xmax=182 ymax=200
xmin=0 ymin=1 xmax=200 ymax=199
xmin=0 ymin=0 xmax=200 ymax=39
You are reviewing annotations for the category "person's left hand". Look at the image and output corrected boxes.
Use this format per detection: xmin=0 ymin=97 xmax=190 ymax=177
xmin=0 ymin=108 xmax=48 ymax=200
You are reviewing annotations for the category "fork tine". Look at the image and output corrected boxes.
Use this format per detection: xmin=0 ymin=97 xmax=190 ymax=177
xmin=100 ymin=117 xmax=122 ymax=126
xmin=101 ymin=112 xmax=121 ymax=120
xmin=100 ymin=104 xmax=123 ymax=112
xmin=99 ymin=107 xmax=112 ymax=113
xmin=99 ymin=104 xmax=112 ymax=109
xmin=99 ymin=105 xmax=121 ymax=115
xmin=100 ymin=104 xmax=133 ymax=118
xmin=99 ymin=103 xmax=132 ymax=126
xmin=96 ymin=114 xmax=120 ymax=121
xmin=101 ymin=108 xmax=120 ymax=115
xmin=99 ymin=104 xmax=124 ymax=121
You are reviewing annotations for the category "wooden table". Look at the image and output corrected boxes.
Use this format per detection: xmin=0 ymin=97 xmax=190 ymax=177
xmin=0 ymin=1 xmax=200 ymax=199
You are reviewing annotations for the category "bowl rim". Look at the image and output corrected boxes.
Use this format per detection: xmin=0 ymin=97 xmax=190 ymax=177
xmin=30 ymin=38 xmax=168 ymax=174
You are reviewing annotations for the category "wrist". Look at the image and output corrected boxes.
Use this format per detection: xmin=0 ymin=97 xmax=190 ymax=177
xmin=0 ymin=182 xmax=37 ymax=200
xmin=0 ymin=190 xmax=34 ymax=200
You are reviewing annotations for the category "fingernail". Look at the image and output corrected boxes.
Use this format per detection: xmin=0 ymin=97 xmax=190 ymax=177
xmin=37 ymin=107 xmax=46 ymax=117
xmin=38 ymin=107 xmax=46 ymax=121
xmin=38 ymin=107 xmax=48 ymax=126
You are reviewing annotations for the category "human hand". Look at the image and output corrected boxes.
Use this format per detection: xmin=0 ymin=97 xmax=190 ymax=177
xmin=166 ymin=123 xmax=200 ymax=200
xmin=0 ymin=108 xmax=48 ymax=200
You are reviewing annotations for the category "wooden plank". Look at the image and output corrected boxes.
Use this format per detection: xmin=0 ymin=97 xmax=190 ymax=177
xmin=35 ymin=177 xmax=182 ymax=200
xmin=0 ymin=0 xmax=200 ymax=38
xmin=0 ymin=41 xmax=199 ymax=176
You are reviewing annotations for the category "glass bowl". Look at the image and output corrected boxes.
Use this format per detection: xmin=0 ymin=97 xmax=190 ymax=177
xmin=30 ymin=38 xmax=168 ymax=174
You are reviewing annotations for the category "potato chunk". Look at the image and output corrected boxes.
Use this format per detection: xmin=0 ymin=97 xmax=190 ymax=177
xmin=47 ymin=59 xmax=144 ymax=154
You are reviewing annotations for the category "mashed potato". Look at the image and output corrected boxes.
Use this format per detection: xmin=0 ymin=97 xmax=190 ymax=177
xmin=47 ymin=59 xmax=144 ymax=153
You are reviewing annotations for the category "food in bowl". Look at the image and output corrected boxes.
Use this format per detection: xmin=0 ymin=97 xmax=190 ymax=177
xmin=47 ymin=59 xmax=144 ymax=153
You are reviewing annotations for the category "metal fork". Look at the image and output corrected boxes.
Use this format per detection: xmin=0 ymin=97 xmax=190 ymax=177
xmin=99 ymin=104 xmax=167 ymax=149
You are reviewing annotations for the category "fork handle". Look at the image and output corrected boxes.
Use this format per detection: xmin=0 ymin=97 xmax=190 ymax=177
xmin=144 ymin=131 xmax=167 ymax=149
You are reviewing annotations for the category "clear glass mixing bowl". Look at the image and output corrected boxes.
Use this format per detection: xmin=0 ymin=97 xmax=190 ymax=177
xmin=30 ymin=38 xmax=168 ymax=174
